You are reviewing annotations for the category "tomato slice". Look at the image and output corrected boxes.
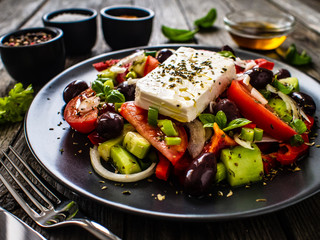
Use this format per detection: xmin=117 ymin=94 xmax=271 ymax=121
xmin=143 ymin=55 xmax=159 ymax=76
xmin=64 ymin=88 xmax=99 ymax=134
xmin=254 ymin=58 xmax=274 ymax=70
xmin=227 ymin=80 xmax=296 ymax=141
xmin=119 ymin=102 xmax=188 ymax=165
xmin=92 ymin=59 xmax=119 ymax=72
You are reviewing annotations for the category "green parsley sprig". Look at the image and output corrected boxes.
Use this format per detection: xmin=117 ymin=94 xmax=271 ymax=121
xmin=0 ymin=83 xmax=34 ymax=124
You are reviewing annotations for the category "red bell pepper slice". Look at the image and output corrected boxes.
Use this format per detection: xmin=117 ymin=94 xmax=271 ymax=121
xmin=155 ymin=153 xmax=172 ymax=181
xmin=276 ymin=134 xmax=309 ymax=165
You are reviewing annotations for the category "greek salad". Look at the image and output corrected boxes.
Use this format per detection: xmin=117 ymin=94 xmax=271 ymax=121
xmin=62 ymin=46 xmax=316 ymax=197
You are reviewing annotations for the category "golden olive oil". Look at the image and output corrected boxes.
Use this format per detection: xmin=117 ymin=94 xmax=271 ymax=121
xmin=229 ymin=21 xmax=287 ymax=50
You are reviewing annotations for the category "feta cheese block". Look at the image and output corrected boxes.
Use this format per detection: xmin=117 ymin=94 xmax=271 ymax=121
xmin=135 ymin=47 xmax=236 ymax=122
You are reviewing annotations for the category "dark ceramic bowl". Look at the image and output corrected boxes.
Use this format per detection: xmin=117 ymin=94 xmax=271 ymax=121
xmin=100 ymin=5 xmax=154 ymax=50
xmin=42 ymin=8 xmax=97 ymax=55
xmin=0 ymin=27 xmax=65 ymax=86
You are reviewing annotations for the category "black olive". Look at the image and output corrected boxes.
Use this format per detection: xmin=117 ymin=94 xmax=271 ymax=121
xmin=275 ymin=68 xmax=291 ymax=79
xmin=184 ymin=153 xmax=217 ymax=197
xmin=291 ymin=92 xmax=316 ymax=115
xmin=212 ymin=99 xmax=241 ymax=122
xmin=156 ymin=49 xmax=173 ymax=63
xmin=116 ymin=81 xmax=135 ymax=101
xmin=98 ymin=102 xmax=116 ymax=115
xmin=220 ymin=45 xmax=235 ymax=56
xmin=245 ymin=67 xmax=273 ymax=89
xmin=63 ymin=80 xmax=89 ymax=103
xmin=96 ymin=112 xmax=124 ymax=140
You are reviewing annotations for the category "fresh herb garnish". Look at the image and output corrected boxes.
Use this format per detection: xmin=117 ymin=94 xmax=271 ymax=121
xmin=272 ymin=77 xmax=294 ymax=95
xmin=218 ymin=51 xmax=236 ymax=59
xmin=199 ymin=113 xmax=215 ymax=128
xmin=161 ymin=8 xmax=217 ymax=42
xmin=276 ymin=44 xmax=312 ymax=66
xmin=0 ymin=83 xmax=34 ymax=124
xmin=161 ymin=26 xmax=198 ymax=42
xmin=194 ymin=8 xmax=217 ymax=29
xmin=223 ymin=118 xmax=252 ymax=132
xmin=92 ymin=78 xmax=125 ymax=103
xmin=215 ymin=110 xmax=227 ymax=129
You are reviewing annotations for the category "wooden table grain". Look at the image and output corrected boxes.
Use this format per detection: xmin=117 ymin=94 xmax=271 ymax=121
xmin=1 ymin=0 xmax=320 ymax=239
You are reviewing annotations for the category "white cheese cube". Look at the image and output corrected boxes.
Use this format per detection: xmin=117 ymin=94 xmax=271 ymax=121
xmin=134 ymin=47 xmax=236 ymax=122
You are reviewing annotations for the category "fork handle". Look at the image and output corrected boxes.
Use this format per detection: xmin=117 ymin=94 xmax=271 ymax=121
xmin=72 ymin=219 xmax=122 ymax=240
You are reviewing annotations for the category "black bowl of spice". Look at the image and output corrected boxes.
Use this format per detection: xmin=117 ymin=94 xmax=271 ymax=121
xmin=100 ymin=5 xmax=154 ymax=50
xmin=0 ymin=27 xmax=66 ymax=86
xmin=42 ymin=8 xmax=97 ymax=55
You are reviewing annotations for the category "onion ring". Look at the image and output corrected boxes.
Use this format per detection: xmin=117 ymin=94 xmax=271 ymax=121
xmin=90 ymin=146 xmax=156 ymax=182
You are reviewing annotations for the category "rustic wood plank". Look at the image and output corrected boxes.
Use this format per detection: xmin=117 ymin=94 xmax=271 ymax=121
xmin=268 ymin=0 xmax=320 ymax=34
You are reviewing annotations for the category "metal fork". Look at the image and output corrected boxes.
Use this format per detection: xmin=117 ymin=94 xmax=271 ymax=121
xmin=0 ymin=146 xmax=121 ymax=240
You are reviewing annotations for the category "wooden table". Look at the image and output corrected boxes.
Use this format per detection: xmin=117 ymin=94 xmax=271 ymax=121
xmin=1 ymin=0 xmax=320 ymax=239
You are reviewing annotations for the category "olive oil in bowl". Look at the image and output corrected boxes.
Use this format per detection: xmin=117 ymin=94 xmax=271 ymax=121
xmin=224 ymin=11 xmax=295 ymax=50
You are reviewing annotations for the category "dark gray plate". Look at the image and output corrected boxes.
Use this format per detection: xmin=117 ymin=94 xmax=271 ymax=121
xmin=25 ymin=45 xmax=320 ymax=220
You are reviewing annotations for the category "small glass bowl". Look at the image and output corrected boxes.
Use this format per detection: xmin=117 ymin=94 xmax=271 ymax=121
xmin=224 ymin=10 xmax=295 ymax=50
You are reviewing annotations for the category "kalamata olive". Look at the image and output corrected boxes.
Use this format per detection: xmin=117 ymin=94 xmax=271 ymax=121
xmin=212 ymin=99 xmax=241 ymax=122
xmin=98 ymin=102 xmax=116 ymax=115
xmin=116 ymin=81 xmax=135 ymax=101
xmin=184 ymin=153 xmax=217 ymax=197
xmin=220 ymin=45 xmax=235 ymax=56
xmin=96 ymin=112 xmax=124 ymax=140
xmin=245 ymin=67 xmax=273 ymax=89
xmin=291 ymin=92 xmax=316 ymax=115
xmin=156 ymin=49 xmax=173 ymax=63
xmin=275 ymin=68 xmax=291 ymax=79
xmin=63 ymin=80 xmax=89 ymax=103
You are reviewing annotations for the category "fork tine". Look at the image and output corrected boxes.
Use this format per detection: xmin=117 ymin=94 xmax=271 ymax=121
xmin=1 ymin=150 xmax=52 ymax=212
xmin=0 ymin=154 xmax=50 ymax=214
xmin=9 ymin=146 xmax=61 ymax=204
xmin=0 ymin=167 xmax=40 ymax=219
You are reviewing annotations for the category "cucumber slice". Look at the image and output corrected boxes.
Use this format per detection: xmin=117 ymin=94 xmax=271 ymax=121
xmin=123 ymin=131 xmax=151 ymax=159
xmin=98 ymin=123 xmax=135 ymax=161
xmin=110 ymin=145 xmax=141 ymax=174
xmin=220 ymin=144 xmax=264 ymax=187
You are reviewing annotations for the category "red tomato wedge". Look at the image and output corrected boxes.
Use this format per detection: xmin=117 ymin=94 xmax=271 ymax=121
xmin=227 ymin=80 xmax=297 ymax=141
xmin=143 ymin=55 xmax=159 ymax=76
xmin=119 ymin=102 xmax=188 ymax=165
xmin=64 ymin=88 xmax=99 ymax=134
xmin=92 ymin=59 xmax=119 ymax=72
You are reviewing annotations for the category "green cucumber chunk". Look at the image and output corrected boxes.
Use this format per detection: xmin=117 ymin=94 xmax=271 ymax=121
xmin=157 ymin=119 xmax=178 ymax=136
xmin=98 ymin=123 xmax=135 ymax=161
xmin=220 ymin=143 xmax=264 ymax=187
xmin=110 ymin=145 xmax=141 ymax=174
xmin=123 ymin=131 xmax=151 ymax=159
xmin=215 ymin=162 xmax=227 ymax=183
